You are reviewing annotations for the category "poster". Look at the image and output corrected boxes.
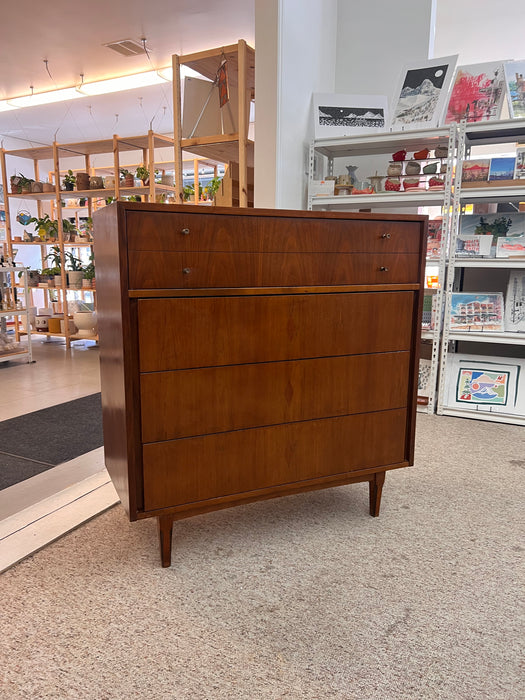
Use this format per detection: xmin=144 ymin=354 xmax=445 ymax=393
xmin=504 ymin=60 xmax=525 ymax=119
xmin=445 ymin=62 xmax=506 ymax=124
xmin=444 ymin=354 xmax=525 ymax=415
xmin=312 ymin=93 xmax=387 ymax=138
xmin=450 ymin=293 xmax=504 ymax=332
xmin=389 ymin=55 xmax=458 ymax=131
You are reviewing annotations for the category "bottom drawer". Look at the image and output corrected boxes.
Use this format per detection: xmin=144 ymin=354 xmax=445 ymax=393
xmin=142 ymin=408 xmax=408 ymax=511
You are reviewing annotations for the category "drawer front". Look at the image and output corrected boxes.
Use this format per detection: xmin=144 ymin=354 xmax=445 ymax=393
xmin=141 ymin=351 xmax=411 ymax=442
xmin=128 ymin=251 xmax=420 ymax=289
xmin=138 ymin=291 xmax=415 ymax=372
xmin=142 ymin=408 xmax=408 ymax=511
xmin=126 ymin=210 xmax=423 ymax=254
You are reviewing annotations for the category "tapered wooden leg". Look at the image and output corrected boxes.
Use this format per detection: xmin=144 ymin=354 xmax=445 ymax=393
xmin=369 ymin=471 xmax=386 ymax=517
xmin=158 ymin=515 xmax=173 ymax=567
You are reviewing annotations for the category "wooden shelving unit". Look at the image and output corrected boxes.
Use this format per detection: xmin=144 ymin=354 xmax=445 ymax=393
xmin=0 ymin=130 xmax=177 ymax=347
xmin=172 ymin=40 xmax=255 ymax=207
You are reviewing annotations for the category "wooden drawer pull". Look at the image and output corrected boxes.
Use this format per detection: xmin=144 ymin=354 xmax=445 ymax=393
xmin=381 ymin=233 xmax=391 ymax=239
xmin=181 ymin=228 xmax=190 ymax=235
xmin=379 ymin=266 xmax=389 ymax=272
xmin=183 ymin=267 xmax=191 ymax=274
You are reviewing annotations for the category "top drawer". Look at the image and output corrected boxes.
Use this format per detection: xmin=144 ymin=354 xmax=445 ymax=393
xmin=126 ymin=211 xmax=423 ymax=254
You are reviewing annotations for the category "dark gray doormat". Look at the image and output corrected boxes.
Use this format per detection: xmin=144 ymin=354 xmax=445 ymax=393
xmin=0 ymin=393 xmax=103 ymax=491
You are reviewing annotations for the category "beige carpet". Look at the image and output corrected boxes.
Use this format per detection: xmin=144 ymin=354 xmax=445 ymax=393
xmin=1 ymin=414 xmax=524 ymax=700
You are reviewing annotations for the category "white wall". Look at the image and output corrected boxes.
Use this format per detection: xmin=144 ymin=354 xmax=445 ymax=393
xmin=335 ymin=0 xmax=435 ymax=97
xmin=254 ymin=0 xmax=435 ymax=210
xmin=254 ymin=0 xmax=337 ymax=208
xmin=434 ymin=0 xmax=525 ymax=63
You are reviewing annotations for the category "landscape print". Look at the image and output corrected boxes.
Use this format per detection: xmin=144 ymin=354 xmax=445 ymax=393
xmin=445 ymin=62 xmax=506 ymax=123
xmin=504 ymin=60 xmax=525 ymax=119
xmin=317 ymin=105 xmax=385 ymax=129
xmin=390 ymin=56 xmax=457 ymax=130
xmin=461 ymin=159 xmax=490 ymax=183
xmin=313 ymin=94 xmax=388 ymax=138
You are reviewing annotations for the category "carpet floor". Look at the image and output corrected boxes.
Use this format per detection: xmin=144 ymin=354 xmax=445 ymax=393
xmin=1 ymin=413 xmax=524 ymax=699
xmin=0 ymin=393 xmax=103 ymax=490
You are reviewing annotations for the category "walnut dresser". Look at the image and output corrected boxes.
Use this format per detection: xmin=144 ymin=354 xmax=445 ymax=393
xmin=93 ymin=202 xmax=427 ymax=567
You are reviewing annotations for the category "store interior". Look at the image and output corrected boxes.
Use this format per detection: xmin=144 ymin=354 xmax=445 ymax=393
xmin=1 ymin=2 xmax=524 ymax=697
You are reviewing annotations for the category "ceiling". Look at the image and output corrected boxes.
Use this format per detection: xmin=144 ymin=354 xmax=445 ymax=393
xmin=0 ymin=0 xmax=255 ymax=150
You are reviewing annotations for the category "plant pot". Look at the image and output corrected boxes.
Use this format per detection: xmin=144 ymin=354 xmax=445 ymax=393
xmin=73 ymin=311 xmax=96 ymax=337
xmin=63 ymin=183 xmax=74 ymax=191
xmin=67 ymin=270 xmax=84 ymax=289
xmin=82 ymin=278 xmax=92 ymax=289
xmin=141 ymin=178 xmax=150 ymax=186
xmin=76 ymin=173 xmax=90 ymax=190
xmin=47 ymin=317 xmax=62 ymax=334
xmin=54 ymin=274 xmax=64 ymax=288
xmin=90 ymin=176 xmax=104 ymax=189
xmin=122 ymin=174 xmax=135 ymax=187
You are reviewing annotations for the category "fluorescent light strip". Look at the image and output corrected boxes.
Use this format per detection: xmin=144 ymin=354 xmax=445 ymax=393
xmin=77 ymin=70 xmax=169 ymax=96
xmin=8 ymin=87 xmax=84 ymax=108
xmin=3 ymin=68 xmax=174 ymax=111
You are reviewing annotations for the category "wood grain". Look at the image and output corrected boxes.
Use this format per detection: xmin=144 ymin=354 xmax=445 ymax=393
xmin=137 ymin=291 xmax=415 ymax=372
xmin=126 ymin=210 xmax=422 ymax=253
xmin=140 ymin=351 xmax=411 ymax=442
xmin=128 ymin=251 xmax=420 ymax=289
xmin=142 ymin=408 xmax=408 ymax=511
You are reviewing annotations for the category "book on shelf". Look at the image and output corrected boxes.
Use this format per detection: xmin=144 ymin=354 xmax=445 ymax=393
xmin=496 ymin=236 xmax=525 ymax=258
xmin=488 ymin=157 xmax=516 ymax=181
xmin=461 ymin=159 xmax=490 ymax=183
xmin=456 ymin=234 xmax=493 ymax=257
xmin=504 ymin=271 xmax=525 ymax=332
xmin=450 ymin=292 xmax=504 ymax=332
xmin=515 ymin=147 xmax=525 ymax=180
xmin=426 ymin=219 xmax=443 ymax=259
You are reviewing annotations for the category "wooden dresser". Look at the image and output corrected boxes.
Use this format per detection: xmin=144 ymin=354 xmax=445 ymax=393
xmin=93 ymin=202 xmax=427 ymax=567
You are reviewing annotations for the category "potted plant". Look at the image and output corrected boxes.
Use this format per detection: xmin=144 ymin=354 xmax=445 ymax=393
xmin=83 ymin=254 xmax=96 ymax=288
xmin=18 ymin=268 xmax=41 ymax=287
xmin=18 ymin=174 xmax=35 ymax=194
xmin=65 ymin=251 xmax=84 ymax=289
xmin=62 ymin=169 xmax=76 ymax=191
xmin=28 ymin=214 xmax=59 ymax=242
xmin=204 ymin=175 xmax=222 ymax=202
xmin=135 ymin=164 xmax=150 ymax=185
xmin=10 ymin=175 xmax=22 ymax=194
xmin=62 ymin=218 xmax=78 ymax=242
xmin=40 ymin=267 xmax=57 ymax=287
xmin=120 ymin=168 xmax=135 ymax=187
xmin=44 ymin=246 xmax=64 ymax=287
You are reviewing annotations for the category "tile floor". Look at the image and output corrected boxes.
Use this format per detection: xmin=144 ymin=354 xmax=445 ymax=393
xmin=0 ymin=336 xmax=118 ymax=571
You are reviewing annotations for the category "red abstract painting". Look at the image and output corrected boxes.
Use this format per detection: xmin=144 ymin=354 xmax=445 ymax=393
xmin=445 ymin=62 xmax=505 ymax=124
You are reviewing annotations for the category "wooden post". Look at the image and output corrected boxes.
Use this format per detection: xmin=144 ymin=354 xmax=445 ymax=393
xmin=238 ymin=39 xmax=248 ymax=208
xmin=53 ymin=142 xmax=70 ymax=348
xmin=113 ymin=135 xmax=120 ymax=201
xmin=147 ymin=134 xmax=155 ymax=203
xmin=173 ymin=54 xmax=184 ymax=204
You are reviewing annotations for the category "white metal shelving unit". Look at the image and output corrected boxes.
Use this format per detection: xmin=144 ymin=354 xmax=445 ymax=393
xmin=307 ymin=124 xmax=459 ymax=414
xmin=437 ymin=118 xmax=525 ymax=426
xmin=0 ymin=265 xmax=32 ymax=364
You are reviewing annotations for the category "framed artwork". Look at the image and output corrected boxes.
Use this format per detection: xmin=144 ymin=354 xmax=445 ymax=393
xmin=505 ymin=270 xmax=525 ymax=331
xmin=456 ymin=234 xmax=493 ymax=258
xmin=312 ymin=94 xmax=387 ymax=139
xmin=389 ymin=55 xmax=458 ymax=131
xmin=460 ymin=212 xmax=525 ymax=239
xmin=504 ymin=60 xmax=525 ymax=119
xmin=515 ymin=147 xmax=525 ymax=179
xmin=445 ymin=62 xmax=506 ymax=124
xmin=461 ymin=159 xmax=490 ymax=183
xmin=450 ymin=292 xmax=504 ymax=331
xmin=444 ymin=354 xmax=525 ymax=415
xmin=496 ymin=236 xmax=525 ymax=258
xmin=488 ymin=157 xmax=516 ymax=181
